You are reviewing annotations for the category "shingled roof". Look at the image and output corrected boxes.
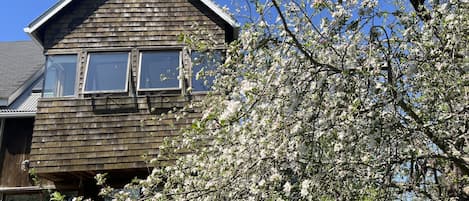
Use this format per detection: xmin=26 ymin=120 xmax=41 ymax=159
xmin=0 ymin=41 xmax=44 ymax=106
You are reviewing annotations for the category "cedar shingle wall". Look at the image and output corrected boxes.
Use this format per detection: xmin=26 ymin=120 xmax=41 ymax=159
xmin=30 ymin=0 xmax=225 ymax=175
xmin=30 ymin=95 xmax=203 ymax=173
xmin=42 ymin=0 xmax=226 ymax=49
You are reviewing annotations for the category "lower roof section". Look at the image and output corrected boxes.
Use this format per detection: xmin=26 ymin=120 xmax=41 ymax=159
xmin=0 ymin=92 xmax=40 ymax=117
xmin=0 ymin=41 xmax=44 ymax=106
xmin=0 ymin=75 xmax=43 ymax=118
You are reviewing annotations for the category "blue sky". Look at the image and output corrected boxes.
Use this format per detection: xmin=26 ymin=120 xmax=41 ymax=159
xmin=0 ymin=0 xmax=57 ymax=41
xmin=0 ymin=0 xmax=236 ymax=42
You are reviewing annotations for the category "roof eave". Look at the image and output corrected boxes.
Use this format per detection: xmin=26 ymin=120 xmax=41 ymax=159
xmin=199 ymin=0 xmax=240 ymax=29
xmin=24 ymin=0 xmax=74 ymax=32
xmin=24 ymin=28 xmax=44 ymax=48
xmin=24 ymin=0 xmax=240 ymax=45
xmin=23 ymin=0 xmax=74 ymax=46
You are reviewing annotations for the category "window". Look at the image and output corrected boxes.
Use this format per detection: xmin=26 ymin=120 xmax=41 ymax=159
xmin=138 ymin=51 xmax=180 ymax=90
xmin=84 ymin=52 xmax=129 ymax=93
xmin=191 ymin=51 xmax=222 ymax=92
xmin=43 ymin=55 xmax=77 ymax=97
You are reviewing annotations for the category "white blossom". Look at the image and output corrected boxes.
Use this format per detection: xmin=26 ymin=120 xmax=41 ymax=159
xmin=98 ymin=1 xmax=468 ymax=200
xmin=300 ymin=180 xmax=311 ymax=197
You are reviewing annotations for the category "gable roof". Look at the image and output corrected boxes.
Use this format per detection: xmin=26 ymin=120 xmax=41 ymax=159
xmin=0 ymin=41 xmax=44 ymax=107
xmin=24 ymin=0 xmax=240 ymax=46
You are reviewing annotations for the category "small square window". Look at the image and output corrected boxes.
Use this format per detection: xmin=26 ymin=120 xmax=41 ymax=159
xmin=43 ymin=55 xmax=77 ymax=97
xmin=84 ymin=52 xmax=130 ymax=93
xmin=138 ymin=51 xmax=181 ymax=90
xmin=191 ymin=51 xmax=222 ymax=92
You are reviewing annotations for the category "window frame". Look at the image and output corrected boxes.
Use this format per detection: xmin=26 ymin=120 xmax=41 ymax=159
xmin=137 ymin=50 xmax=183 ymax=92
xmin=83 ymin=52 xmax=131 ymax=94
xmin=42 ymin=54 xmax=79 ymax=98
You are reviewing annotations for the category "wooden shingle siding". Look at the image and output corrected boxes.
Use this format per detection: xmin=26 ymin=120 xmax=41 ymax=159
xmin=29 ymin=0 xmax=228 ymax=179
xmin=42 ymin=0 xmax=226 ymax=49
xmin=30 ymin=95 xmax=203 ymax=174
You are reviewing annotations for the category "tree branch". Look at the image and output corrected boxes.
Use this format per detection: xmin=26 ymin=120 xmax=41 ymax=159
xmin=397 ymin=100 xmax=469 ymax=175
xmin=271 ymin=0 xmax=341 ymax=73
xmin=409 ymin=0 xmax=431 ymax=21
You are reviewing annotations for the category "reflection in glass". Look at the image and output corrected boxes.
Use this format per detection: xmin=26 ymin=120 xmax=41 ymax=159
xmin=43 ymin=55 xmax=77 ymax=97
xmin=191 ymin=51 xmax=222 ymax=91
xmin=85 ymin=52 xmax=129 ymax=92
xmin=139 ymin=51 xmax=180 ymax=90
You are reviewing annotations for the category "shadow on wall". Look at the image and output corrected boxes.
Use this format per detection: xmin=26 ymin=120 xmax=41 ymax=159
xmin=40 ymin=0 xmax=107 ymax=49
xmin=0 ymin=118 xmax=34 ymax=187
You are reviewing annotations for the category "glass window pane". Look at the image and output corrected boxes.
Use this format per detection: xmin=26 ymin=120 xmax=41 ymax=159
xmin=139 ymin=51 xmax=180 ymax=89
xmin=191 ymin=51 xmax=222 ymax=91
xmin=43 ymin=55 xmax=77 ymax=97
xmin=85 ymin=52 xmax=129 ymax=92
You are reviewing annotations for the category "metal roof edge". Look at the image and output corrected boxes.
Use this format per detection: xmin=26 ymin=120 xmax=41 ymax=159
xmin=24 ymin=0 xmax=73 ymax=35
xmin=199 ymin=0 xmax=240 ymax=28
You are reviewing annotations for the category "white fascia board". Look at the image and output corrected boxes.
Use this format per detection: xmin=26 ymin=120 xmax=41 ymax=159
xmin=200 ymin=0 xmax=240 ymax=28
xmin=0 ymin=112 xmax=36 ymax=118
xmin=23 ymin=0 xmax=74 ymax=36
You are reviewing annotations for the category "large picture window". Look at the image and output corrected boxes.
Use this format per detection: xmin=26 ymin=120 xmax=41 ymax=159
xmin=43 ymin=55 xmax=77 ymax=97
xmin=84 ymin=52 xmax=129 ymax=93
xmin=138 ymin=51 xmax=180 ymax=90
xmin=191 ymin=51 xmax=222 ymax=92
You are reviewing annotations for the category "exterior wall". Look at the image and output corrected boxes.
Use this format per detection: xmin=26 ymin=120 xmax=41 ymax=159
xmin=0 ymin=118 xmax=34 ymax=187
xmin=0 ymin=118 xmax=55 ymax=199
xmin=31 ymin=95 xmax=203 ymax=174
xmin=30 ymin=0 xmax=227 ymax=179
xmin=40 ymin=0 xmax=227 ymax=50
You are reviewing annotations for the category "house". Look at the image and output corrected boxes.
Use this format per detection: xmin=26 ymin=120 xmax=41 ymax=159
xmin=19 ymin=0 xmax=238 ymax=199
xmin=0 ymin=41 xmax=54 ymax=200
